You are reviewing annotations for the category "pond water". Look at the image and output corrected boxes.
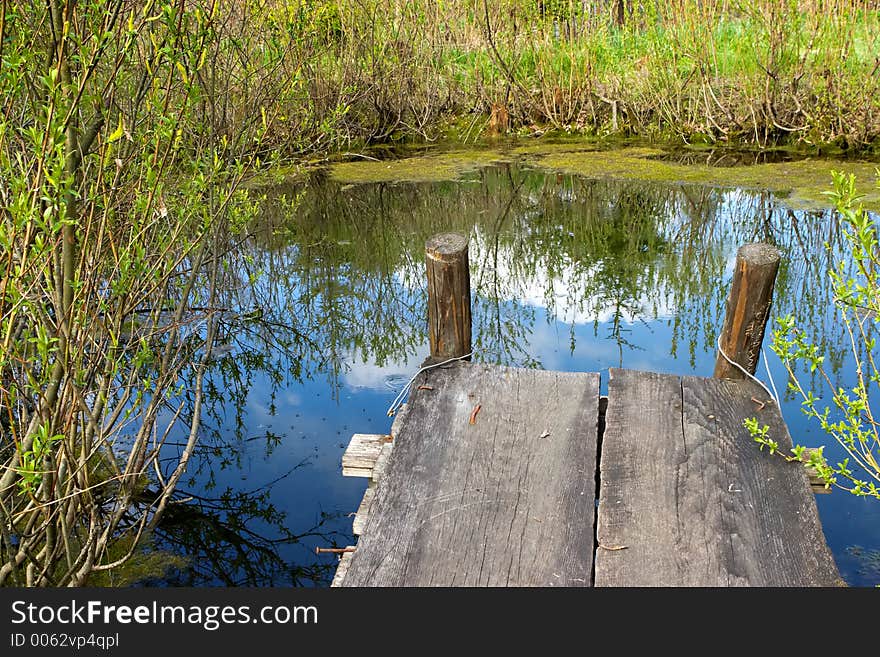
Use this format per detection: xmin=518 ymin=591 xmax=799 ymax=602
xmin=146 ymin=150 xmax=880 ymax=587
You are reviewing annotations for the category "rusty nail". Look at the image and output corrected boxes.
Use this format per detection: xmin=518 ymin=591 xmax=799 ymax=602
xmin=469 ymin=403 xmax=482 ymax=425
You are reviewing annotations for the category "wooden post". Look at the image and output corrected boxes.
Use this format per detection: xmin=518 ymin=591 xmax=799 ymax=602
xmin=425 ymin=233 xmax=471 ymax=363
xmin=714 ymin=243 xmax=781 ymax=379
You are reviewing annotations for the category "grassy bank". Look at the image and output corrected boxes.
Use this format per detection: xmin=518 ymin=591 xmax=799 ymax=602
xmin=128 ymin=0 xmax=880 ymax=157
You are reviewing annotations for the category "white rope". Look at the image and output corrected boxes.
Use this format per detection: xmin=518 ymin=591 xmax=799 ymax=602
xmin=716 ymin=334 xmax=776 ymax=404
xmin=386 ymin=351 xmax=474 ymax=417
xmin=762 ymin=348 xmax=781 ymax=407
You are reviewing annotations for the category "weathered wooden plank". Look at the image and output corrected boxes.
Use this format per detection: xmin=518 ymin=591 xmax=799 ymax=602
xmin=330 ymin=548 xmax=355 ymax=588
xmin=595 ymin=368 xmax=843 ymax=586
xmin=349 ymin=436 xmax=393 ymax=535
xmin=390 ymin=403 xmax=409 ymax=438
xmin=352 ymin=484 xmax=377 ymax=535
xmin=342 ymin=434 xmax=390 ymax=477
xmin=371 ymin=442 xmax=393 ymax=483
xmin=341 ymin=362 xmax=600 ymax=586
xmin=595 ymin=369 xmax=683 ymax=585
xmin=679 ymin=375 xmax=841 ymax=584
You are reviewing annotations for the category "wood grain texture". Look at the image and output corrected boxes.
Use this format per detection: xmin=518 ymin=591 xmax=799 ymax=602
xmin=371 ymin=443 xmax=393 ymax=483
xmin=352 ymin=484 xmax=377 ymax=536
xmin=390 ymin=403 xmax=410 ymax=438
xmin=425 ymin=233 xmax=471 ymax=363
xmin=350 ymin=444 xmax=393 ymax=536
xmin=330 ymin=549 xmax=355 ymax=587
xmin=595 ymin=368 xmax=843 ymax=586
xmin=714 ymin=243 xmax=780 ymax=379
xmin=342 ymin=434 xmax=389 ymax=477
xmin=341 ymin=362 xmax=599 ymax=586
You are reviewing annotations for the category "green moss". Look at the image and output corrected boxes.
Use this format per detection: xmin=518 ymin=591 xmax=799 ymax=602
xmin=509 ymin=141 xmax=601 ymax=156
xmin=328 ymin=150 xmax=510 ymax=184
xmin=534 ymin=148 xmax=880 ymax=211
xmin=261 ymin=139 xmax=880 ymax=211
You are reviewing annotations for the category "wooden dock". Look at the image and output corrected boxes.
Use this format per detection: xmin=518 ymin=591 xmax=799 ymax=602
xmin=333 ymin=364 xmax=842 ymax=586
xmin=328 ymin=235 xmax=843 ymax=587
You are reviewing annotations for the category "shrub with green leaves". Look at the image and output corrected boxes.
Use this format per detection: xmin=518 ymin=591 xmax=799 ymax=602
xmin=0 ymin=0 xmax=267 ymax=586
xmin=748 ymin=170 xmax=880 ymax=499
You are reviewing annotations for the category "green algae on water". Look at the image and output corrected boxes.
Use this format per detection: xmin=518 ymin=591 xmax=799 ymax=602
xmin=286 ymin=141 xmax=880 ymax=211
xmin=329 ymin=150 xmax=509 ymax=184
xmin=534 ymin=147 xmax=880 ymax=211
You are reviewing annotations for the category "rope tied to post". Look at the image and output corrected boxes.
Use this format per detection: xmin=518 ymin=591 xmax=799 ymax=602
xmin=386 ymin=351 xmax=474 ymax=417
xmin=716 ymin=334 xmax=780 ymax=407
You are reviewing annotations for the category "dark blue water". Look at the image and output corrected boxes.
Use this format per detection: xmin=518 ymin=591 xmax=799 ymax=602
xmin=148 ymin=162 xmax=880 ymax=587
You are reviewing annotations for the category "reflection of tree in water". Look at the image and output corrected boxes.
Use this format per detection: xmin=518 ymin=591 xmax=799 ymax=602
xmin=146 ymin=485 xmax=344 ymax=587
xmin=466 ymin=171 xmax=671 ymax=366
xmin=144 ymin=160 xmax=866 ymax=585
xmin=234 ymin=161 xmax=860 ymax=375
xmin=130 ymin=306 xmax=350 ymax=585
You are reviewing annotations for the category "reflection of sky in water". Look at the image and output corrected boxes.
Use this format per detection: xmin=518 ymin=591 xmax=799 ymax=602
xmin=157 ymin=170 xmax=880 ymax=587
xmin=341 ymin=346 xmax=429 ymax=391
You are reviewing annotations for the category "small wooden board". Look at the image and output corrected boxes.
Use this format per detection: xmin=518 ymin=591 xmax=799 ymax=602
xmin=342 ymin=434 xmax=390 ymax=478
